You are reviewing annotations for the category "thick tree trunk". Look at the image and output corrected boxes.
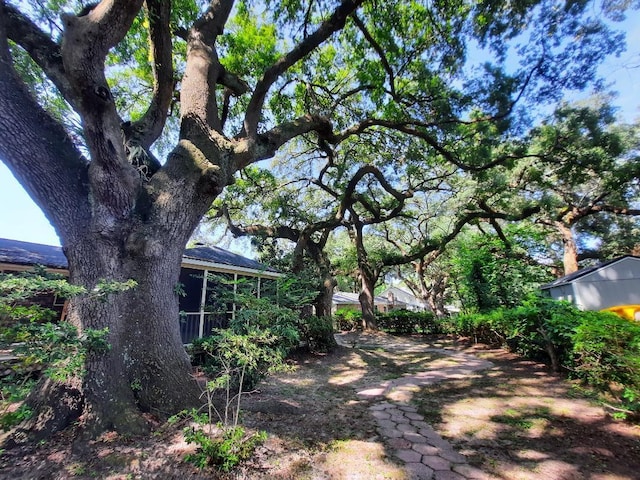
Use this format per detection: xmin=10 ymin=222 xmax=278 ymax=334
xmin=315 ymin=272 xmax=337 ymax=317
xmin=313 ymin=251 xmax=337 ymax=318
xmin=556 ymin=221 xmax=579 ymax=275
xmin=17 ymin=236 xmax=201 ymax=441
xmin=414 ymin=259 xmax=448 ymax=318
xmin=359 ymin=273 xmax=378 ymax=331
xmin=424 ymin=287 xmax=447 ymax=319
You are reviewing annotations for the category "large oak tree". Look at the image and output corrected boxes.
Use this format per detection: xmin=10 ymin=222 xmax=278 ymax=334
xmin=518 ymin=100 xmax=640 ymax=274
xmin=0 ymin=0 xmax=627 ymax=439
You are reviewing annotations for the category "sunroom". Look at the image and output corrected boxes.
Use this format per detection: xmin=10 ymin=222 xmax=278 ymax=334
xmin=177 ymin=245 xmax=281 ymax=343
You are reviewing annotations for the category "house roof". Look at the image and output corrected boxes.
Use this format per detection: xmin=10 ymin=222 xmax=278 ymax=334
xmin=183 ymin=245 xmax=279 ymax=273
xmin=540 ymin=255 xmax=640 ymax=289
xmin=0 ymin=238 xmax=68 ymax=269
xmin=0 ymin=238 xmax=277 ymax=275
xmin=378 ymin=286 xmax=425 ymax=307
xmin=332 ymin=291 xmax=391 ymax=305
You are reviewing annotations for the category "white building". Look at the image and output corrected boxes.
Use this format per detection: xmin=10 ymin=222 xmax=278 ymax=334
xmin=378 ymin=286 xmax=428 ymax=311
xmin=540 ymin=256 xmax=640 ymax=311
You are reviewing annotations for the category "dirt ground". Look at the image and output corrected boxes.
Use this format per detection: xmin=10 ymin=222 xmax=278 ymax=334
xmin=1 ymin=334 xmax=639 ymax=479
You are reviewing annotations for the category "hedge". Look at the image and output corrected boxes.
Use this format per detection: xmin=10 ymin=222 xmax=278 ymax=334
xmin=449 ymin=294 xmax=640 ymax=415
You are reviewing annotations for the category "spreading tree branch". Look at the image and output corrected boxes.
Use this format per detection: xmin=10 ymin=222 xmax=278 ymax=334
xmin=352 ymin=14 xmax=396 ymax=98
xmin=0 ymin=6 xmax=90 ymax=244
xmin=243 ymin=0 xmax=364 ymax=138
xmin=128 ymin=0 xmax=174 ymax=150
xmin=2 ymin=3 xmax=76 ymax=108
xmin=180 ymin=0 xmax=234 ymax=135
xmin=337 ymin=119 xmax=515 ymax=172
xmin=238 ymin=114 xmax=336 ymax=168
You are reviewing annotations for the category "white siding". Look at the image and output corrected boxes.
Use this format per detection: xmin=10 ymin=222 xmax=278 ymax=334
xmin=574 ymin=278 xmax=640 ymax=310
xmin=551 ymin=257 xmax=640 ymax=310
xmin=548 ymin=284 xmax=574 ymax=304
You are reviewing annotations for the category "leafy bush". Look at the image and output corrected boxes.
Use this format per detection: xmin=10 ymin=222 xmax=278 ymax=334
xmin=450 ymin=294 xmax=584 ymax=370
xmin=572 ymin=314 xmax=640 ymax=412
xmin=184 ymin=424 xmax=266 ymax=471
xmin=0 ymin=270 xmax=124 ymax=430
xmin=230 ymin=295 xmax=300 ymax=354
xmin=191 ymin=328 xmax=288 ymax=392
xmin=334 ymin=308 xmax=361 ymax=331
xmin=180 ymin=328 xmax=281 ymax=471
xmin=298 ymin=315 xmax=336 ymax=352
xmin=448 ymin=294 xmax=640 ymax=416
xmin=375 ymin=309 xmax=440 ymax=335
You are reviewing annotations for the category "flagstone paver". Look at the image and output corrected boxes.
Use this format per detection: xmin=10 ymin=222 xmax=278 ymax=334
xmin=335 ymin=332 xmax=498 ymax=480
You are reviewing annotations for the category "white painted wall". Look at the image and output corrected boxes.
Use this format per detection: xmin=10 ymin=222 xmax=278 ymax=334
xmin=548 ymin=257 xmax=640 ymax=310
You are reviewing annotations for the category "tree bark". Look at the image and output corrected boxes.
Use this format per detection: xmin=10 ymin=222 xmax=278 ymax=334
xmin=348 ymin=220 xmax=379 ymax=330
xmin=14 ymin=226 xmax=205 ymax=441
xmin=424 ymin=276 xmax=448 ymax=318
xmin=556 ymin=221 xmax=579 ymax=275
xmin=359 ymin=273 xmax=378 ymax=331
xmin=315 ymin=269 xmax=337 ymax=317
xmin=413 ymin=258 xmax=448 ymax=318
xmin=309 ymin=247 xmax=337 ymax=318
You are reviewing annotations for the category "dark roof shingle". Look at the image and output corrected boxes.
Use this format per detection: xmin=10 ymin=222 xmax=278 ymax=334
xmin=0 ymin=238 xmax=277 ymax=273
xmin=183 ymin=245 xmax=278 ymax=272
xmin=0 ymin=238 xmax=68 ymax=269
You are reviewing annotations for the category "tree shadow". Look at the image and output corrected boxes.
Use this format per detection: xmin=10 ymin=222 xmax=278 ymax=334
xmin=410 ymin=343 xmax=640 ymax=479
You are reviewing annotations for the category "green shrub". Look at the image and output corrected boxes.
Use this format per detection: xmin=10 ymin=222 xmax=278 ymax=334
xmin=181 ymin=327 xmax=281 ymax=471
xmin=0 ymin=270 xmax=127 ymax=431
xmin=448 ymin=294 xmax=640 ymax=416
xmin=230 ymin=296 xmax=300 ymax=354
xmin=448 ymin=309 xmax=511 ymax=345
xmin=450 ymin=294 xmax=583 ymax=371
xmin=299 ymin=316 xmax=336 ymax=352
xmin=0 ymin=403 xmax=32 ymax=431
xmin=184 ymin=425 xmax=266 ymax=471
xmin=191 ymin=328 xmax=287 ymax=392
xmin=334 ymin=308 xmax=361 ymax=331
xmin=572 ymin=313 xmax=640 ymax=412
xmin=191 ymin=291 xmax=302 ymax=391
xmin=375 ymin=310 xmax=439 ymax=335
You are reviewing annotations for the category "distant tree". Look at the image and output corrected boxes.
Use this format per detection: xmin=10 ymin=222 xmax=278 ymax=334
xmin=449 ymin=225 xmax=553 ymax=312
xmin=212 ymin=167 xmax=340 ymax=317
xmin=521 ymin=100 xmax=640 ymax=274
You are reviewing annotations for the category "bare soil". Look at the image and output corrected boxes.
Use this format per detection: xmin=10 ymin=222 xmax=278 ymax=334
xmin=1 ymin=334 xmax=639 ymax=479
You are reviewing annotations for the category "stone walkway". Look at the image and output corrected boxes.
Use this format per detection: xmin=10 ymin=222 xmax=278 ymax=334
xmin=335 ymin=332 xmax=496 ymax=480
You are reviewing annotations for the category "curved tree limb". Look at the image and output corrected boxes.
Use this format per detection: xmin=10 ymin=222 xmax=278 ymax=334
xmin=58 ymin=1 xmax=146 ymax=220
xmin=237 ymin=114 xmax=336 ymax=169
xmin=337 ymin=119 xmax=515 ymax=172
xmin=383 ymin=203 xmax=542 ymax=268
xmin=0 ymin=7 xmax=90 ymax=244
xmin=128 ymin=0 xmax=174 ymax=151
xmin=220 ymin=204 xmax=301 ymax=241
xmin=2 ymin=3 xmax=76 ymax=108
xmin=181 ymin=0 xmax=234 ymax=136
xmin=243 ymin=0 xmax=364 ymax=138
xmin=218 ymin=66 xmax=249 ymax=96
xmin=337 ymin=164 xmax=412 ymax=223
xmin=352 ymin=14 xmax=396 ymax=98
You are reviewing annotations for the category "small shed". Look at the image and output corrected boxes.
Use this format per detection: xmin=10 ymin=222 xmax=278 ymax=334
xmin=540 ymin=256 xmax=640 ymax=311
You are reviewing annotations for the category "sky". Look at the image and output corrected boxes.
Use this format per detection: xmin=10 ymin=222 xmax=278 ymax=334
xmin=0 ymin=12 xmax=638 ymax=249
